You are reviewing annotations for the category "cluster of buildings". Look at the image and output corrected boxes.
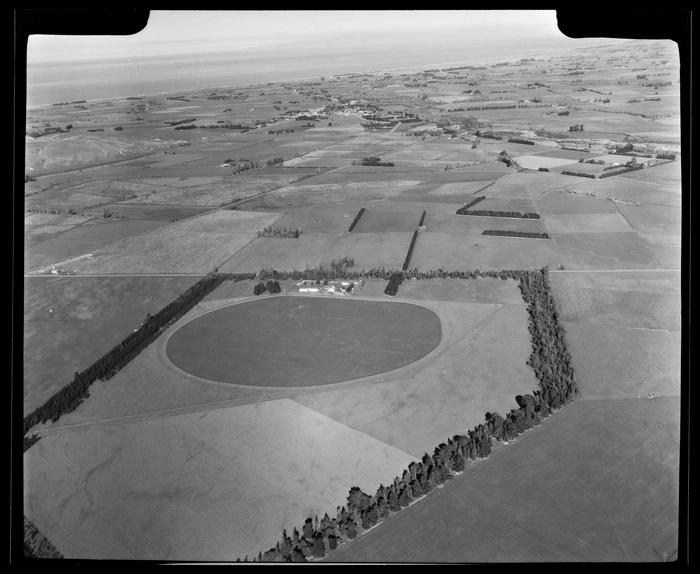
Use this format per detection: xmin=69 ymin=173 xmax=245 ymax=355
xmin=296 ymin=279 xmax=361 ymax=295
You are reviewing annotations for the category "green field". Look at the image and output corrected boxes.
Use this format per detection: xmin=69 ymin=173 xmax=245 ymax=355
xmin=165 ymin=296 xmax=442 ymax=387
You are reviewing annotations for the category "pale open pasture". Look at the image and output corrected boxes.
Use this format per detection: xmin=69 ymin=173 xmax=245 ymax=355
xmin=24 ymin=398 xmax=417 ymax=561
xmin=542 ymin=212 xmax=632 ymax=234
xmin=411 ymin=231 xmax=561 ymax=271
xmin=551 ymin=231 xmax=659 ymax=270
xmin=50 ymin=210 xmax=283 ymax=274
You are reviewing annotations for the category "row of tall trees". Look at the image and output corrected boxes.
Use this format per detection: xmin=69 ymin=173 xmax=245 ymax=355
xmin=561 ymin=170 xmax=597 ymax=179
xmin=402 ymin=230 xmax=420 ymax=271
xmin=348 ymin=208 xmax=366 ymax=232
xmin=247 ymin=268 xmax=578 ymax=562
xmin=456 ymin=196 xmax=485 ymax=214
xmin=456 ymin=209 xmax=541 ymax=219
xmin=508 ymin=137 xmax=535 ymax=145
xmin=482 ymin=230 xmax=550 ymax=239
xmin=22 ymin=272 xmax=257 ymax=438
xmin=598 ymin=165 xmax=644 ymax=179
xmin=258 ymin=266 xmax=540 ymax=283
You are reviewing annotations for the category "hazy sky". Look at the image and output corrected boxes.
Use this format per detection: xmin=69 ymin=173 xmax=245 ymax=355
xmin=28 ymin=10 xmax=567 ymax=63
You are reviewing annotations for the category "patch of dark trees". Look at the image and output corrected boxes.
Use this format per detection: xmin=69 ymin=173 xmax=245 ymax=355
xmin=52 ymin=100 xmax=87 ymax=106
xmin=482 ymin=230 xmax=550 ymax=239
xmin=656 ymin=151 xmax=676 ymax=160
xmin=126 ymin=97 xmax=143 ymax=100
xmin=254 ymin=280 xmax=282 ymax=296
xmin=23 ymin=434 xmax=41 ymax=453
xmin=165 ymin=118 xmax=197 ymax=126
xmin=114 ymin=126 xmax=123 ymax=131
xmin=384 ymin=272 xmax=404 ymax=296
xmin=560 ymin=170 xmax=597 ymax=179
xmin=243 ymin=267 xmax=577 ymax=562
xmin=598 ymin=165 xmax=644 ymax=179
xmin=21 ymin=272 xmax=260 ymax=439
xmin=508 ymin=138 xmax=535 ymax=145
xmin=418 ymin=211 xmax=427 ymax=227
xmin=27 ymin=126 xmax=70 ymax=138
xmin=466 ymin=104 xmax=518 ymax=111
xmin=538 ymin=167 xmax=550 ymax=172
xmin=86 ymin=128 xmax=104 ymax=132
xmin=177 ymin=123 xmax=249 ymax=130
xmin=356 ymin=157 xmax=394 ymax=167
xmin=568 ymin=125 xmax=585 ymax=132
xmin=402 ymin=230 xmax=419 ymax=271
xmin=475 ymin=130 xmax=501 ymax=139
xmin=557 ymin=110 xmax=570 ymax=116
xmin=456 ymin=209 xmax=540 ymax=219
xmin=348 ymin=208 xmax=366 ymax=232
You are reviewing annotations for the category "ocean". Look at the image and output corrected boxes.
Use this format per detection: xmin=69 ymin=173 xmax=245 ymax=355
xmin=25 ymin=34 xmax=621 ymax=109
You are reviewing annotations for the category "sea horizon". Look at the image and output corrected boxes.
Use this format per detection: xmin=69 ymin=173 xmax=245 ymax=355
xmin=25 ymin=35 xmax=625 ymax=110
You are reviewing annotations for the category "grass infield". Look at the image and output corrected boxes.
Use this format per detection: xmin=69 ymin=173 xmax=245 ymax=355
xmin=165 ymin=295 xmax=442 ymax=387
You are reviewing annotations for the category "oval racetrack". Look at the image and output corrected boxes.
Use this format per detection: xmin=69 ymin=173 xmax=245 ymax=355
xmin=165 ymin=295 xmax=442 ymax=387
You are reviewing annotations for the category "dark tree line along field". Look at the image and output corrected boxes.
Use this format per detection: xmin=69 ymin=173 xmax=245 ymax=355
xmin=457 ymin=196 xmax=485 ymax=213
xmin=402 ymin=230 xmax=419 ymax=271
xmin=240 ymin=267 xmax=579 ymax=562
xmin=348 ymin=208 xmax=366 ymax=232
xmin=456 ymin=209 xmax=541 ymax=219
xmin=482 ymin=230 xmax=550 ymax=240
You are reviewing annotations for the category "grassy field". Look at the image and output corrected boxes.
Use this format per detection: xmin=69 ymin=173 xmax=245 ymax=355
xmin=23 ymin=275 xmax=202 ymax=414
xmin=550 ymin=270 xmax=681 ymax=331
xmin=563 ymin=177 xmax=681 ymax=207
xmin=410 ymin=231 xmax=561 ymax=271
xmin=45 ymin=210 xmax=283 ymax=275
xmin=294 ymin=298 xmax=538 ymax=459
xmin=25 ymin=219 xmax=169 ymax=272
xmin=481 ymin=171 xmax=576 ymax=199
xmin=535 ymin=191 xmax=619 ymax=216
xmin=352 ymin=209 xmax=422 ymax=233
xmin=219 ymin=234 xmax=339 ymax=273
xmin=165 ymin=296 xmax=442 ymax=387
xmin=542 ymin=212 xmax=632 ymax=234
xmin=24 ymin=398 xmax=417 ymax=561
xmin=514 ymin=155 xmax=579 ymax=170
xmin=563 ymin=323 xmax=681 ymax=400
xmin=328 ymin=396 xmax=680 ymax=562
xmin=551 ymin=231 xmax=659 ymax=270
xmin=320 ymin=232 xmax=414 ymax=270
